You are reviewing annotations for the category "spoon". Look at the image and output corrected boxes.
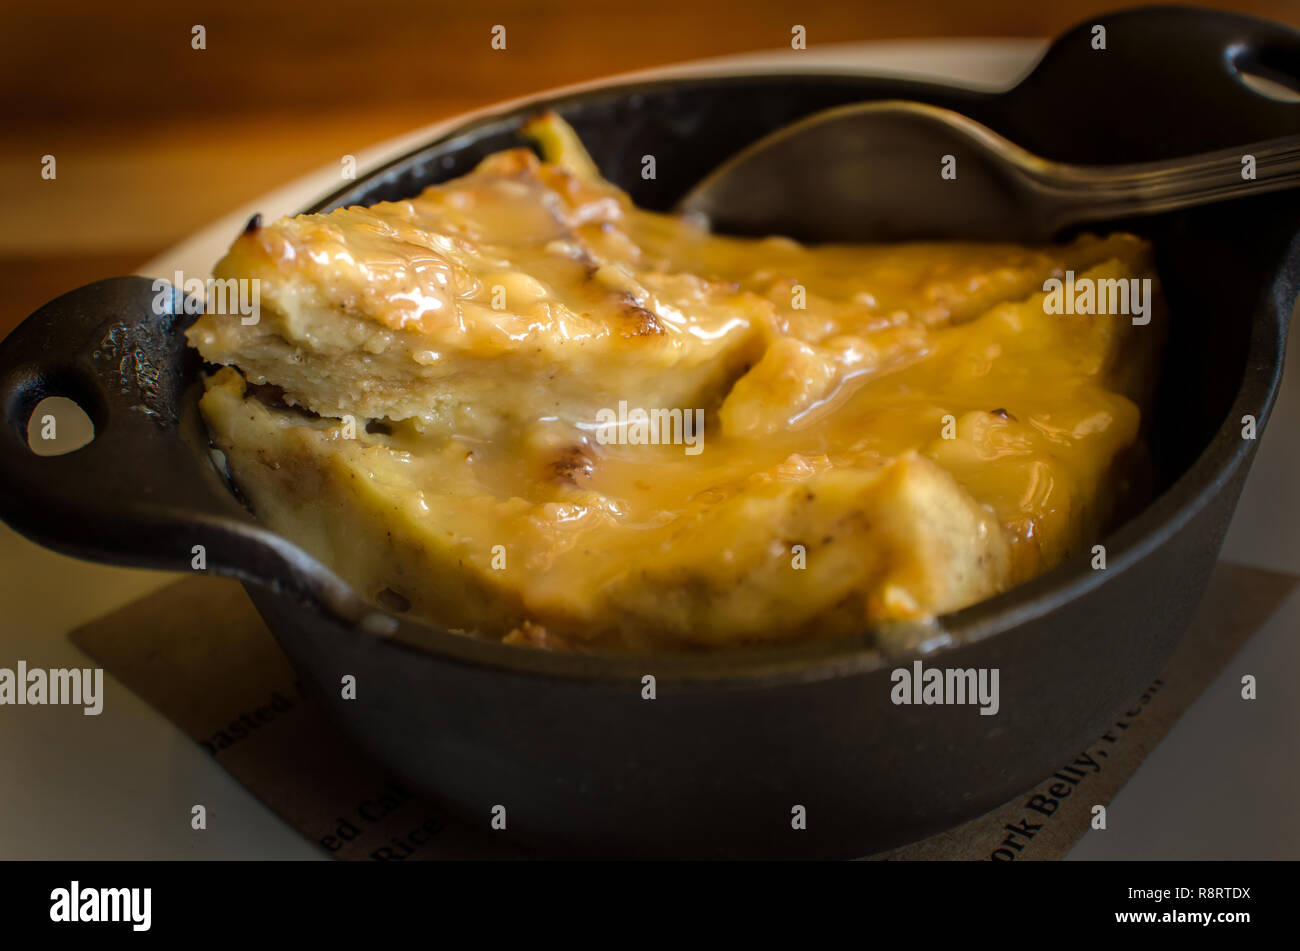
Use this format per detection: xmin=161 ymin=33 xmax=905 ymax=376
xmin=675 ymin=100 xmax=1300 ymax=244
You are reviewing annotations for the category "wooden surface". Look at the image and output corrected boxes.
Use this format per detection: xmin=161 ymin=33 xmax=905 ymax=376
xmin=2 ymin=0 xmax=1296 ymax=338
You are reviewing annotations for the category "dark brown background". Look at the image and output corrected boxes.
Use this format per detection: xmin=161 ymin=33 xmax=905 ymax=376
xmin=2 ymin=1 xmax=1295 ymax=338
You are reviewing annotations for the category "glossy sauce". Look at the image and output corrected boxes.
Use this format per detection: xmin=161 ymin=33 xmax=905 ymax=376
xmin=197 ymin=114 xmax=1164 ymax=650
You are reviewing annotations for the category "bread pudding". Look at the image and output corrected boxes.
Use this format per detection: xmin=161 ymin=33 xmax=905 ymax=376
xmin=187 ymin=113 xmax=1165 ymax=651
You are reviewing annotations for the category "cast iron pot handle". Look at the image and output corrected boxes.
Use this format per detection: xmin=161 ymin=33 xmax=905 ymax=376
xmin=0 ymin=277 xmax=373 ymax=626
xmin=993 ymin=7 xmax=1300 ymax=162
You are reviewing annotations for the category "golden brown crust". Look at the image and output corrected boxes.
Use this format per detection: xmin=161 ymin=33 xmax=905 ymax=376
xmin=190 ymin=115 xmax=1165 ymax=652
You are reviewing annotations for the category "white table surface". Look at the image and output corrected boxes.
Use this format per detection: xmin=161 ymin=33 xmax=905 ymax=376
xmin=1 ymin=39 xmax=1296 ymax=861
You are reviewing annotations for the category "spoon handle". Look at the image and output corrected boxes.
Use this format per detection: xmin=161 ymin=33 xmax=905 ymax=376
xmin=1041 ymin=135 xmax=1300 ymax=230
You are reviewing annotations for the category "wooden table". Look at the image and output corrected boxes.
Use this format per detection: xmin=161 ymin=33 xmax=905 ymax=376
xmin=2 ymin=0 xmax=1295 ymax=338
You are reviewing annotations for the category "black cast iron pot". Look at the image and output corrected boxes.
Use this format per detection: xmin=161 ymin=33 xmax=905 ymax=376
xmin=1 ymin=6 xmax=1298 ymax=858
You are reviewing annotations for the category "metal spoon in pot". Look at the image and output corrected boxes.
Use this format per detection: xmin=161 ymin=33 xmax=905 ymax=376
xmin=675 ymin=100 xmax=1300 ymax=244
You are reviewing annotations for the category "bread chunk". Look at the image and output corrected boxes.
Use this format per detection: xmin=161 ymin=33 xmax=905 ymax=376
xmin=190 ymin=114 xmax=1165 ymax=651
